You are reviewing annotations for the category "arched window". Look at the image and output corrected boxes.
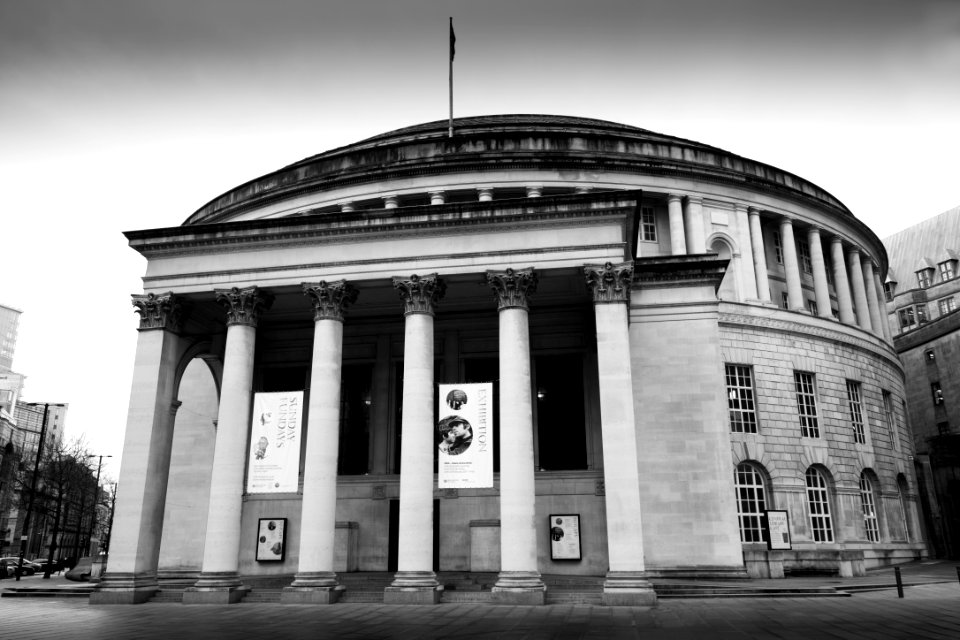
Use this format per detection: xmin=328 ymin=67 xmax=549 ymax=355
xmin=897 ymin=474 xmax=911 ymax=542
xmin=734 ymin=463 xmax=767 ymax=542
xmin=859 ymin=473 xmax=880 ymax=542
xmin=805 ymin=467 xmax=833 ymax=542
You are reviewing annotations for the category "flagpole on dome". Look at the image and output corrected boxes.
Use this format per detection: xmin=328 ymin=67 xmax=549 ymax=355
xmin=449 ymin=17 xmax=455 ymax=138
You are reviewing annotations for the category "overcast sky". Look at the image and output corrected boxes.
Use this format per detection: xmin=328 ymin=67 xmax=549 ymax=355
xmin=1 ymin=0 xmax=958 ymax=480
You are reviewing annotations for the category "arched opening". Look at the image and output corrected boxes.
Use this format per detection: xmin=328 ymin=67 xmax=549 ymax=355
xmin=709 ymin=236 xmax=739 ymax=301
xmin=158 ymin=356 xmax=220 ymax=578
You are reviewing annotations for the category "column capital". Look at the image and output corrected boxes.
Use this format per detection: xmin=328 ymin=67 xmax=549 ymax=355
xmin=667 ymin=193 xmax=683 ymax=204
xmin=476 ymin=186 xmax=494 ymax=201
xmin=215 ymin=286 xmax=273 ymax=328
xmin=779 ymin=215 xmax=795 ymax=227
xmin=525 ymin=185 xmax=543 ymax=198
xmin=302 ymin=280 xmax=358 ymax=322
xmin=132 ymin=292 xmax=183 ymax=332
xmin=382 ymin=194 xmax=399 ymax=209
xmin=807 ymin=225 xmax=825 ymax=237
xmin=428 ymin=190 xmax=446 ymax=205
xmin=393 ymin=273 xmax=445 ymax=316
xmin=573 ymin=185 xmax=592 ymax=194
xmin=338 ymin=201 xmax=355 ymax=213
xmin=685 ymin=195 xmax=703 ymax=205
xmin=486 ymin=267 xmax=538 ymax=311
xmin=747 ymin=206 xmax=762 ymax=217
xmin=584 ymin=262 xmax=633 ymax=304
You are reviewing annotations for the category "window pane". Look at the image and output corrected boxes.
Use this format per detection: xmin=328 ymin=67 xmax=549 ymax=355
xmin=860 ymin=475 xmax=880 ymax=543
xmin=735 ymin=463 xmax=767 ymax=542
xmin=846 ymin=380 xmax=865 ymax=444
xmin=805 ymin=468 xmax=833 ymax=542
xmin=795 ymin=371 xmax=820 ymax=438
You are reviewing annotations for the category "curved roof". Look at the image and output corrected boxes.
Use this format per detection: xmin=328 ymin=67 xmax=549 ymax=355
xmin=184 ymin=114 xmax=854 ymax=226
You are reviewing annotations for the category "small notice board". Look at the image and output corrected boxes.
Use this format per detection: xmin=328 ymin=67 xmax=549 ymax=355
xmin=549 ymin=514 xmax=582 ymax=561
xmin=765 ymin=510 xmax=791 ymax=550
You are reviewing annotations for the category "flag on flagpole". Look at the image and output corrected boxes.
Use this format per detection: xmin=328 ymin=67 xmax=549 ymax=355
xmin=449 ymin=17 xmax=455 ymax=138
xmin=450 ymin=18 xmax=456 ymax=62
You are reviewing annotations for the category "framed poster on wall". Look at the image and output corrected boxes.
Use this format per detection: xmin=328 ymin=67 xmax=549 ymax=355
xmin=256 ymin=518 xmax=287 ymax=562
xmin=765 ymin=510 xmax=791 ymax=550
xmin=549 ymin=514 xmax=582 ymax=561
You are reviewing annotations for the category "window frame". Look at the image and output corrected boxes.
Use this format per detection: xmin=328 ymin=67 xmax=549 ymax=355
xmin=938 ymin=297 xmax=956 ymax=316
xmin=795 ymin=371 xmax=820 ymax=438
xmin=805 ymin=467 xmax=834 ymax=543
xmin=846 ymin=380 xmax=866 ymax=445
xmin=773 ymin=231 xmax=783 ymax=264
xmin=734 ymin=463 xmax=768 ymax=543
xmin=639 ymin=206 xmax=657 ymax=242
xmin=859 ymin=474 xmax=880 ymax=543
xmin=917 ymin=269 xmax=932 ymax=288
xmin=798 ymin=237 xmax=812 ymax=274
xmin=725 ymin=364 xmax=758 ymax=434
xmin=939 ymin=260 xmax=956 ymax=282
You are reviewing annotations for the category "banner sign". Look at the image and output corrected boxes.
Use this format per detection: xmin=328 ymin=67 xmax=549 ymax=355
xmin=765 ymin=510 xmax=792 ymax=550
xmin=246 ymin=391 xmax=303 ymax=493
xmin=437 ymin=383 xmax=493 ymax=488
xmin=549 ymin=514 xmax=582 ymax=560
xmin=256 ymin=518 xmax=286 ymax=561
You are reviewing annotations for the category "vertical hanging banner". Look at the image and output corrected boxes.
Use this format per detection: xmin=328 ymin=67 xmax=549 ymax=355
xmin=437 ymin=383 xmax=493 ymax=488
xmin=246 ymin=391 xmax=303 ymax=493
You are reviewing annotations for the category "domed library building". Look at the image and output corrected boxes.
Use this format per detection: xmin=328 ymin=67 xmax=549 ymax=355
xmin=94 ymin=115 xmax=926 ymax=606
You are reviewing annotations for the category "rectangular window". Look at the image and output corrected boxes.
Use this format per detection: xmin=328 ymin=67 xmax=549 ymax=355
xmin=798 ymin=238 xmax=812 ymax=273
xmin=781 ymin=291 xmax=789 ymax=310
xmin=882 ymin=390 xmax=896 ymax=445
xmin=725 ymin=364 xmax=758 ymax=433
xmin=917 ymin=304 xmax=928 ymax=324
xmin=795 ymin=371 xmax=820 ymax=438
xmin=847 ymin=380 xmax=865 ymax=444
xmin=932 ymin=381 xmax=944 ymax=406
xmin=917 ymin=270 xmax=932 ymax=288
xmin=899 ymin=307 xmax=916 ymax=329
xmin=883 ymin=282 xmax=894 ymax=302
xmin=940 ymin=261 xmax=956 ymax=281
xmin=939 ymin=297 xmax=956 ymax=315
xmin=807 ymin=299 xmax=818 ymax=315
xmin=773 ymin=231 xmax=783 ymax=264
xmin=640 ymin=206 xmax=657 ymax=242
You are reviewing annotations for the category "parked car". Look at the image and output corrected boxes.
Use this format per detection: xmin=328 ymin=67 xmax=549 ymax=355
xmin=65 ymin=556 xmax=92 ymax=582
xmin=0 ymin=557 xmax=36 ymax=576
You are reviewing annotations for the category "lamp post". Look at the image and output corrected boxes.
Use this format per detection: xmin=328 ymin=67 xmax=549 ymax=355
xmin=84 ymin=454 xmax=112 ymax=556
xmin=16 ymin=403 xmax=59 ymax=581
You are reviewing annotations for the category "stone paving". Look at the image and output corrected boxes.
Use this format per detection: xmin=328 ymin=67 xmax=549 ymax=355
xmin=1 ymin=576 xmax=959 ymax=639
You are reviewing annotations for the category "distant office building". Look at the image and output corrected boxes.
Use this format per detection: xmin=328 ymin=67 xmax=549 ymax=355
xmin=883 ymin=205 xmax=960 ymax=557
xmin=13 ymin=401 xmax=68 ymax=460
xmin=0 ymin=304 xmax=21 ymax=373
xmin=100 ymin=115 xmax=925 ymax=606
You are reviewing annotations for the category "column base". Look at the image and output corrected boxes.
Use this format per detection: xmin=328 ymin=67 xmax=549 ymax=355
xmin=90 ymin=572 xmax=158 ymax=605
xmin=601 ymin=571 xmax=657 ymax=606
xmin=182 ymin=572 xmax=248 ymax=605
xmin=492 ymin=571 xmax=546 ymax=605
xmin=384 ymin=571 xmax=441 ymax=604
xmin=281 ymin=586 xmax=343 ymax=604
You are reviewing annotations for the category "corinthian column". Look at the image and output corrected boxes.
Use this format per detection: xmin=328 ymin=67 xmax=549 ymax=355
xmin=847 ymin=248 xmax=872 ymax=331
xmin=185 ymin=286 xmax=273 ymax=605
xmin=583 ymin=263 xmax=656 ymax=606
xmin=92 ymin=293 xmax=184 ymax=605
xmin=808 ymin=227 xmax=832 ymax=318
xmin=385 ymin=274 xmax=445 ymax=604
xmin=487 ymin=267 xmax=546 ymax=605
xmin=831 ymin=237 xmax=855 ymax=324
xmin=748 ymin=208 xmax=771 ymax=302
xmin=282 ymin=281 xmax=358 ymax=605
xmin=780 ymin=218 xmax=804 ymax=311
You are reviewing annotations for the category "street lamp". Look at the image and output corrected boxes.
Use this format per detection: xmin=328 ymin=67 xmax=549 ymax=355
xmin=16 ymin=402 xmax=64 ymax=581
xmin=84 ymin=454 xmax=112 ymax=557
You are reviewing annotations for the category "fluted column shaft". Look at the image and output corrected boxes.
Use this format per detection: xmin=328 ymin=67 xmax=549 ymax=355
xmin=779 ymin=218 xmax=804 ymax=311
xmin=808 ymin=228 xmax=832 ymax=318
xmin=748 ymin=208 xmax=771 ymax=302
xmin=862 ymin=257 xmax=885 ymax=338
xmin=288 ymin=282 xmax=358 ymax=597
xmin=667 ymin=195 xmax=687 ymax=255
xmin=196 ymin=287 xmax=272 ymax=588
xmin=487 ymin=268 xmax=545 ymax=601
xmin=847 ymin=248 xmax=872 ymax=331
xmin=388 ymin=274 xmax=445 ymax=599
xmin=831 ymin=238 xmax=855 ymax=323
xmin=683 ymin=196 xmax=706 ymax=254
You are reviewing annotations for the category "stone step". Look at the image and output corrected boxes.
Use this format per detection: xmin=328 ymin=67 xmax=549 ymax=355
xmin=244 ymin=590 xmax=281 ymax=603
xmin=0 ymin=590 xmax=91 ymax=598
xmin=337 ymin=590 xmax=385 ymax=603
